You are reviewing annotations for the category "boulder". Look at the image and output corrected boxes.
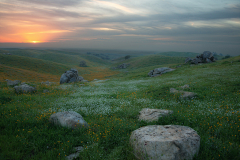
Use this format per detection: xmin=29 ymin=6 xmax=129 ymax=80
xmin=130 ymin=125 xmax=200 ymax=160
xmin=118 ymin=63 xmax=130 ymax=69
xmin=185 ymin=57 xmax=192 ymax=63
xmin=60 ymin=69 xmax=83 ymax=84
xmin=14 ymin=84 xmax=37 ymax=94
xmin=202 ymin=51 xmax=213 ymax=59
xmin=6 ymin=79 xmax=21 ymax=86
xmin=191 ymin=58 xmax=202 ymax=64
xmin=139 ymin=108 xmax=173 ymax=122
xmin=148 ymin=67 xmax=175 ymax=77
xmin=49 ymin=111 xmax=89 ymax=130
xmin=186 ymin=51 xmax=216 ymax=64
xmin=170 ymin=88 xmax=196 ymax=99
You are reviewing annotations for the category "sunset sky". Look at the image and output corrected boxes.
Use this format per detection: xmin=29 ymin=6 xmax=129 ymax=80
xmin=0 ymin=0 xmax=240 ymax=55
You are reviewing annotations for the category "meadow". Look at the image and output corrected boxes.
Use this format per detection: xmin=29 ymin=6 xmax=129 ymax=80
xmin=0 ymin=50 xmax=239 ymax=160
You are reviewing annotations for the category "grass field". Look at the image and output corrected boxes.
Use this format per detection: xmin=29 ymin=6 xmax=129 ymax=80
xmin=0 ymin=49 xmax=239 ymax=160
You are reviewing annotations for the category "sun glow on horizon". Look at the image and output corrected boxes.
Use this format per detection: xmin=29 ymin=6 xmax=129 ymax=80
xmin=31 ymin=41 xmax=41 ymax=43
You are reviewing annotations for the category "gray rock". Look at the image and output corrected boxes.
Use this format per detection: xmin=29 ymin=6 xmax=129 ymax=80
xmin=139 ymin=108 xmax=173 ymax=122
xmin=170 ymin=88 xmax=196 ymax=99
xmin=202 ymin=51 xmax=213 ymax=59
xmin=185 ymin=57 xmax=192 ymax=63
xmin=186 ymin=51 xmax=216 ymax=64
xmin=60 ymin=69 xmax=83 ymax=84
xmin=6 ymin=79 xmax=21 ymax=86
xmin=14 ymin=84 xmax=37 ymax=94
xmin=180 ymin=84 xmax=190 ymax=89
xmin=66 ymin=143 xmax=98 ymax=160
xmin=176 ymin=65 xmax=181 ymax=68
xmin=130 ymin=125 xmax=200 ymax=160
xmin=206 ymin=58 xmax=212 ymax=63
xmin=191 ymin=58 xmax=202 ymax=64
xmin=148 ymin=67 xmax=175 ymax=77
xmin=49 ymin=111 xmax=89 ymax=129
xmin=117 ymin=63 xmax=130 ymax=69
xmin=66 ymin=146 xmax=84 ymax=160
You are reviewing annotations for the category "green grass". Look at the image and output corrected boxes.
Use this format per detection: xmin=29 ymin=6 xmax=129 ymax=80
xmin=0 ymin=50 xmax=239 ymax=160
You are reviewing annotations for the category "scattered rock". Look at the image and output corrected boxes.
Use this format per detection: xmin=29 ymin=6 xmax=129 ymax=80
xmin=185 ymin=51 xmax=216 ymax=64
xmin=148 ymin=67 xmax=175 ymax=77
xmin=180 ymin=84 xmax=190 ymax=89
xmin=41 ymin=81 xmax=56 ymax=86
xmin=130 ymin=125 xmax=200 ymax=160
xmin=170 ymin=88 xmax=196 ymax=99
xmin=176 ymin=65 xmax=181 ymax=68
xmin=66 ymin=143 xmax=98 ymax=160
xmin=117 ymin=63 xmax=130 ymax=69
xmin=138 ymin=108 xmax=173 ymax=122
xmin=49 ymin=111 xmax=89 ymax=130
xmin=66 ymin=146 xmax=84 ymax=160
xmin=6 ymin=79 xmax=21 ymax=86
xmin=43 ymin=89 xmax=49 ymax=93
xmin=60 ymin=69 xmax=84 ymax=84
xmin=14 ymin=84 xmax=37 ymax=94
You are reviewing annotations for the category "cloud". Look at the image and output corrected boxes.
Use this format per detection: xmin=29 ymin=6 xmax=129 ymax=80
xmin=16 ymin=0 xmax=82 ymax=7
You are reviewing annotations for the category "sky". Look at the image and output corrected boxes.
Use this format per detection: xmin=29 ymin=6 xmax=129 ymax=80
xmin=0 ymin=0 xmax=240 ymax=55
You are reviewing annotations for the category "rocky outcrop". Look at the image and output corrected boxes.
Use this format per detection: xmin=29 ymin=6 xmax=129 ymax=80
xmin=60 ymin=69 xmax=84 ymax=84
xmin=185 ymin=51 xmax=216 ymax=65
xmin=139 ymin=108 xmax=173 ymax=122
xmin=170 ymin=88 xmax=196 ymax=99
xmin=14 ymin=84 xmax=37 ymax=94
xmin=49 ymin=111 xmax=89 ymax=130
xmin=6 ymin=79 xmax=21 ymax=86
xmin=148 ymin=67 xmax=175 ymax=77
xmin=130 ymin=125 xmax=200 ymax=160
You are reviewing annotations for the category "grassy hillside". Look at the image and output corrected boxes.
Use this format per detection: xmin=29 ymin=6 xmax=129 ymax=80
xmin=0 ymin=49 xmax=111 ymax=66
xmin=0 ymin=51 xmax=119 ymax=82
xmin=0 ymin=54 xmax=71 ymax=75
xmin=0 ymin=49 xmax=239 ymax=160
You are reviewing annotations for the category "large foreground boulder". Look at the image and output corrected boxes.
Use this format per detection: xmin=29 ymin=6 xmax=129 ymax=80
xmin=49 ymin=111 xmax=89 ymax=129
xmin=148 ymin=67 xmax=175 ymax=77
xmin=60 ymin=69 xmax=84 ymax=84
xmin=6 ymin=79 xmax=21 ymax=86
xmin=14 ymin=84 xmax=37 ymax=94
xmin=130 ymin=125 xmax=200 ymax=160
xmin=139 ymin=108 xmax=173 ymax=122
xmin=170 ymin=88 xmax=196 ymax=99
